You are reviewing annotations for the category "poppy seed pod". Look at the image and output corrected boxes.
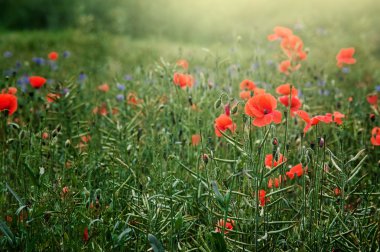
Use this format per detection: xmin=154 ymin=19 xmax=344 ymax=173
xmin=202 ymin=154 xmax=209 ymax=165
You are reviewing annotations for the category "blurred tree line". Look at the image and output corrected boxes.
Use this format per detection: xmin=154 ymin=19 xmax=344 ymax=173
xmin=0 ymin=0 xmax=118 ymax=31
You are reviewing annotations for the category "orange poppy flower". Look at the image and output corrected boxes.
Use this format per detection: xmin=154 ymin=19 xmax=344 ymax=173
xmin=215 ymin=218 xmax=234 ymax=234
xmin=244 ymin=93 xmax=282 ymax=127
xmin=336 ymin=48 xmax=356 ymax=68
xmin=278 ymin=60 xmax=301 ymax=75
xmin=268 ymin=177 xmax=280 ymax=189
xmin=48 ymin=51 xmax=59 ymax=61
xmin=0 ymin=93 xmax=17 ymax=115
xmin=276 ymin=83 xmax=298 ymax=97
xmin=264 ymin=153 xmax=286 ymax=168
xmin=295 ymin=110 xmax=310 ymax=123
xmin=127 ymin=93 xmax=143 ymax=105
xmin=83 ymin=227 xmax=89 ymax=242
xmin=191 ymin=134 xmax=201 ymax=146
xmin=173 ymin=73 xmax=194 ymax=88
xmin=267 ymin=26 xmax=293 ymax=41
xmin=98 ymin=83 xmax=109 ymax=92
xmin=239 ymin=88 xmax=266 ymax=101
xmin=239 ymin=79 xmax=256 ymax=91
xmin=333 ymin=111 xmax=345 ymax=125
xmin=46 ymin=93 xmax=61 ymax=103
xmin=81 ymin=135 xmax=91 ymax=143
xmin=278 ymin=96 xmax=302 ymax=116
xmin=300 ymin=113 xmax=333 ymax=134
xmin=176 ymin=59 xmax=189 ymax=70
xmin=1 ymin=87 xmax=17 ymax=95
xmin=367 ymin=94 xmax=378 ymax=106
xmin=371 ymin=127 xmax=380 ymax=146
xmin=240 ymin=91 xmax=252 ymax=100
xmin=334 ymin=187 xmax=341 ymax=196
xmin=42 ymin=132 xmax=49 ymax=139
xmin=214 ymin=114 xmax=236 ymax=137
xmin=29 ymin=76 xmax=47 ymax=88
xmin=281 ymin=35 xmax=307 ymax=61
xmin=92 ymin=104 xmax=108 ymax=116
xmin=259 ymin=189 xmax=268 ymax=206
xmin=286 ymin=163 xmax=303 ymax=179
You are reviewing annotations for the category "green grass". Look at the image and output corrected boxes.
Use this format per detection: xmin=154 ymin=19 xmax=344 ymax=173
xmin=0 ymin=20 xmax=380 ymax=251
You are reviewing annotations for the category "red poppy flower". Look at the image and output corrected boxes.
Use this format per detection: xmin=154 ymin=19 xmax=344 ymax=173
xmin=240 ymin=91 xmax=252 ymax=100
xmin=93 ymin=104 xmax=108 ymax=116
xmin=245 ymin=93 xmax=282 ymax=127
xmin=367 ymin=94 xmax=378 ymax=106
xmin=333 ymin=111 xmax=345 ymax=125
xmin=48 ymin=51 xmax=59 ymax=61
xmin=302 ymin=115 xmax=329 ymax=133
xmin=239 ymin=88 xmax=266 ymax=101
xmin=336 ymin=48 xmax=356 ymax=68
xmin=286 ymin=163 xmax=303 ymax=179
xmin=279 ymin=60 xmax=291 ymax=75
xmin=278 ymin=95 xmax=302 ymax=116
xmin=239 ymin=79 xmax=256 ymax=91
xmin=371 ymin=127 xmax=380 ymax=146
xmin=98 ymin=83 xmax=109 ymax=92
xmin=127 ymin=93 xmax=143 ymax=105
xmin=278 ymin=60 xmax=301 ymax=75
xmin=176 ymin=59 xmax=189 ymax=70
xmin=214 ymin=114 xmax=236 ymax=137
xmin=29 ymin=76 xmax=47 ymax=88
xmin=267 ymin=26 xmax=293 ymax=41
xmin=276 ymin=83 xmax=298 ymax=97
xmin=334 ymin=187 xmax=341 ymax=196
xmin=81 ymin=135 xmax=91 ymax=143
xmin=215 ymin=218 xmax=234 ymax=234
xmin=268 ymin=177 xmax=280 ymax=189
xmin=264 ymin=153 xmax=286 ymax=168
xmin=1 ymin=87 xmax=17 ymax=95
xmin=191 ymin=134 xmax=201 ymax=146
xmin=42 ymin=132 xmax=49 ymax=139
xmin=46 ymin=93 xmax=61 ymax=103
xmin=259 ymin=190 xmax=268 ymax=206
xmin=0 ymin=94 xmax=17 ymax=115
xmin=173 ymin=73 xmax=194 ymax=88
xmin=83 ymin=227 xmax=89 ymax=242
xmin=280 ymin=35 xmax=307 ymax=61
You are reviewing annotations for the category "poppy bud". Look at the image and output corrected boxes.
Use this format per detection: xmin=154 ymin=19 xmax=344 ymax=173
xmin=224 ymin=104 xmax=230 ymax=116
xmin=370 ymin=113 xmax=375 ymax=122
xmin=231 ymin=105 xmax=238 ymax=114
xmin=188 ymin=96 xmax=193 ymax=106
xmin=56 ymin=124 xmax=62 ymax=133
xmin=137 ymin=128 xmax=143 ymax=142
xmin=214 ymin=98 xmax=222 ymax=109
xmin=52 ymin=129 xmax=58 ymax=138
xmin=272 ymin=138 xmax=278 ymax=146
xmin=202 ymin=154 xmax=209 ymax=164
xmin=310 ymin=142 xmax=315 ymax=149
xmin=318 ymin=137 xmax=324 ymax=148
xmin=65 ymin=139 xmax=71 ymax=148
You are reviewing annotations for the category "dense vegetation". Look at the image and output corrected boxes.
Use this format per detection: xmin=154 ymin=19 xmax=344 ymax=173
xmin=1 ymin=1 xmax=380 ymax=251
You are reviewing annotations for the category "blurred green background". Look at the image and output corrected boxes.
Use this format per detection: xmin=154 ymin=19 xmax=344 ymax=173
xmin=1 ymin=0 xmax=379 ymax=43
xmin=0 ymin=0 xmax=379 ymax=80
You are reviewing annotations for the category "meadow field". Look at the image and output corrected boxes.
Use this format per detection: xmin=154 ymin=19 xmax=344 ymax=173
xmin=1 ymin=0 xmax=380 ymax=251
